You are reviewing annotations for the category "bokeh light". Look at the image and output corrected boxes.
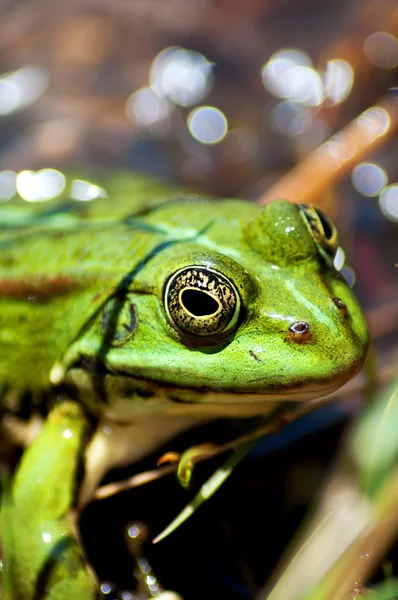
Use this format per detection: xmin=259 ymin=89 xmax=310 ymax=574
xmin=0 ymin=79 xmax=19 ymax=115
xmin=120 ymin=593 xmax=134 ymax=600
xmin=150 ymin=46 xmax=213 ymax=107
xmin=261 ymin=49 xmax=323 ymax=107
xmin=16 ymin=169 xmax=65 ymax=202
xmin=321 ymin=132 xmax=356 ymax=164
xmin=0 ymin=170 xmax=17 ymax=202
xmin=357 ymin=106 xmax=391 ymax=139
xmin=100 ymin=583 xmax=113 ymax=595
xmin=351 ymin=162 xmax=388 ymax=197
xmin=364 ymin=32 xmax=398 ymax=69
xmin=187 ymin=106 xmax=228 ymax=144
xmin=70 ymin=179 xmax=107 ymax=201
xmin=341 ymin=266 xmax=356 ymax=288
xmin=379 ymin=184 xmax=398 ymax=222
xmin=262 ymin=50 xmax=356 ymax=110
xmin=284 ymin=66 xmax=323 ymax=106
xmin=0 ymin=65 xmax=48 ymax=115
xmin=323 ymin=59 xmax=354 ymax=104
xmin=41 ymin=532 xmax=52 ymax=544
xmin=126 ymin=87 xmax=173 ymax=128
xmin=333 ymin=247 xmax=346 ymax=271
xmin=269 ymin=101 xmax=312 ymax=137
xmin=261 ymin=49 xmax=312 ymax=96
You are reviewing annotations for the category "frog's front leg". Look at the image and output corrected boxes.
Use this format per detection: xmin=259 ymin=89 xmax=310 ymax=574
xmin=0 ymin=401 xmax=99 ymax=599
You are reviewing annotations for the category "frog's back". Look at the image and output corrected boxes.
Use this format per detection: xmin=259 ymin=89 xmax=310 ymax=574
xmin=0 ymin=172 xmax=253 ymax=396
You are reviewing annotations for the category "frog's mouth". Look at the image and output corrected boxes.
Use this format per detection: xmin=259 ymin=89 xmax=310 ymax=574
xmin=65 ymin=356 xmax=363 ymax=422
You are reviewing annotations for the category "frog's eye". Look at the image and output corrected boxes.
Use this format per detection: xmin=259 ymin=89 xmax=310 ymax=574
xmin=298 ymin=204 xmax=338 ymax=259
xmin=164 ymin=266 xmax=241 ymax=338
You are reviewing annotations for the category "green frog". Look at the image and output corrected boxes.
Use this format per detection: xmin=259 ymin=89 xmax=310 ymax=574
xmin=0 ymin=172 xmax=369 ymax=598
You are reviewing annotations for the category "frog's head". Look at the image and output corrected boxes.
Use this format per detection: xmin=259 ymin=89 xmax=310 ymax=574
xmin=61 ymin=199 xmax=369 ymax=420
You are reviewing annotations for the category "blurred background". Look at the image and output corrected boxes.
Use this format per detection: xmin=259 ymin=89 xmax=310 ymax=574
xmin=0 ymin=0 xmax=397 ymax=598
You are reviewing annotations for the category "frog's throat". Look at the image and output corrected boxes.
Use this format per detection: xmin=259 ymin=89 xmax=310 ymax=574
xmin=63 ymin=361 xmax=362 ymax=422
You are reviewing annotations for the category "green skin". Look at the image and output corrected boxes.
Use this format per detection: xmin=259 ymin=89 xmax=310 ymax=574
xmin=0 ymin=173 xmax=369 ymax=598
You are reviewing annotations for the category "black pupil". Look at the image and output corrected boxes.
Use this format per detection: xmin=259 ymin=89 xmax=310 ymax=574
xmin=181 ymin=289 xmax=219 ymax=317
xmin=315 ymin=208 xmax=333 ymax=240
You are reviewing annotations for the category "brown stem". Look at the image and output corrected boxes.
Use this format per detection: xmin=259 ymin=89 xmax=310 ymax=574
xmin=258 ymin=96 xmax=398 ymax=207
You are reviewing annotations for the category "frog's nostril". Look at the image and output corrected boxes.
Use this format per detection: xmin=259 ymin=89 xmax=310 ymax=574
xmin=288 ymin=321 xmax=310 ymax=342
xmin=289 ymin=321 xmax=309 ymax=334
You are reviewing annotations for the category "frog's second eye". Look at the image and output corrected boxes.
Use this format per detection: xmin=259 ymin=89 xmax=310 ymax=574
xmin=298 ymin=204 xmax=338 ymax=259
xmin=164 ymin=266 xmax=241 ymax=338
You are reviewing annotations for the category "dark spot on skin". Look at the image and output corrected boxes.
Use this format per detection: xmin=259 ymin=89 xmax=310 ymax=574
xmin=249 ymin=350 xmax=262 ymax=363
xmin=288 ymin=321 xmax=311 ymax=343
xmin=333 ymin=297 xmax=348 ymax=316
xmin=91 ymin=291 xmax=104 ymax=304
